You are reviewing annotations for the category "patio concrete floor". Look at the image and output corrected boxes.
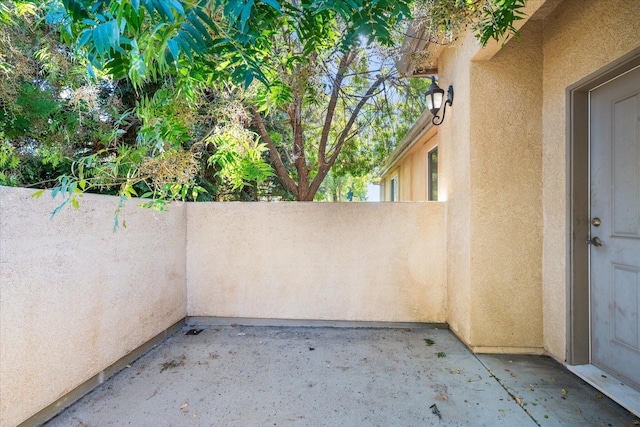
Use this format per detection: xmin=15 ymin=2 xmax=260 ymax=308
xmin=45 ymin=325 xmax=638 ymax=427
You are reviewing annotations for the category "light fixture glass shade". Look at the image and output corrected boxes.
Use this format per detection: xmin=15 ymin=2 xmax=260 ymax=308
xmin=425 ymin=76 xmax=445 ymax=116
xmin=428 ymin=91 xmax=444 ymax=113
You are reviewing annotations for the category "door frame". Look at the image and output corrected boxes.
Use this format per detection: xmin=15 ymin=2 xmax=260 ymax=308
xmin=567 ymin=48 xmax=640 ymax=365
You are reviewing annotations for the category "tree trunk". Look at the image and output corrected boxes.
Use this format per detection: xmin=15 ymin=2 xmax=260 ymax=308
xmin=251 ymin=60 xmax=387 ymax=202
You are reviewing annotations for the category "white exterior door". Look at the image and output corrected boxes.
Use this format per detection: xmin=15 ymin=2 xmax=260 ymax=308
xmin=590 ymin=66 xmax=640 ymax=389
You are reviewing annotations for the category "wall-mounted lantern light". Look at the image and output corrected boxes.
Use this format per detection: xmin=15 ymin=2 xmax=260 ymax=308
xmin=425 ymin=76 xmax=454 ymax=126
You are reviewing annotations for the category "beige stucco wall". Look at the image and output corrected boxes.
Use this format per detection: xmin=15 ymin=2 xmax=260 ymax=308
xmin=540 ymin=0 xmax=640 ymax=360
xmin=0 ymin=187 xmax=187 ymax=427
xmin=436 ymin=20 xmax=545 ymax=352
xmin=469 ymin=21 xmax=544 ymax=352
xmin=381 ymin=131 xmax=439 ymax=202
xmin=186 ymin=202 xmax=446 ymax=323
xmin=1 ymin=189 xmax=446 ymax=425
xmin=438 ymin=34 xmax=476 ymax=345
xmin=433 ymin=0 xmax=640 ymax=358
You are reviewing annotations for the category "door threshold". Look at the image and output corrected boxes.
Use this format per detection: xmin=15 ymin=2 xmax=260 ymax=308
xmin=568 ymin=364 xmax=640 ymax=416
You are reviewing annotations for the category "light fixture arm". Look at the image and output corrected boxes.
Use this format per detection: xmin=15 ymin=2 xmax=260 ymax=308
xmin=432 ymin=84 xmax=454 ymax=126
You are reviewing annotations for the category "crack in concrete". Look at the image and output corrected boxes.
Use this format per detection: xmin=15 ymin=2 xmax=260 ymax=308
xmin=475 ymin=354 xmax=542 ymax=426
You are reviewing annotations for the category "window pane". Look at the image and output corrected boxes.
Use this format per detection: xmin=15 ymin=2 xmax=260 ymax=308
xmin=391 ymin=176 xmax=398 ymax=201
xmin=428 ymin=148 xmax=438 ymax=201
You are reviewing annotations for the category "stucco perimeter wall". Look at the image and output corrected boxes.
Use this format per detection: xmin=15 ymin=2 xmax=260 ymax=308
xmin=186 ymin=202 xmax=446 ymax=323
xmin=0 ymin=187 xmax=187 ymax=427
xmin=540 ymin=0 xmax=640 ymax=360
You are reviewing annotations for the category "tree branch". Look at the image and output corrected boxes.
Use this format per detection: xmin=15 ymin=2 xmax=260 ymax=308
xmin=318 ymin=50 xmax=356 ymax=168
xmin=329 ymin=75 xmax=386 ymax=166
xmin=307 ymin=74 xmax=386 ymax=198
xmin=292 ymin=92 xmax=309 ymax=198
xmin=251 ymin=106 xmax=298 ymax=197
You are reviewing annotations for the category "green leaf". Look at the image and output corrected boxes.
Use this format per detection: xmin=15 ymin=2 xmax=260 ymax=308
xmin=193 ymin=7 xmax=217 ymax=31
xmin=62 ymin=0 xmax=88 ymax=21
xmin=182 ymin=22 xmax=206 ymax=49
xmin=259 ymin=0 xmax=281 ymax=13
xmin=50 ymin=197 xmax=71 ymax=219
xmin=239 ymin=0 xmax=255 ymax=32
xmin=167 ymin=39 xmax=179 ymax=61
xmin=31 ymin=189 xmax=46 ymax=199
xmin=157 ymin=1 xmax=176 ymax=23
xmin=186 ymin=10 xmax=213 ymax=43
xmin=93 ymin=19 xmax=120 ymax=56
xmin=77 ymin=28 xmax=93 ymax=48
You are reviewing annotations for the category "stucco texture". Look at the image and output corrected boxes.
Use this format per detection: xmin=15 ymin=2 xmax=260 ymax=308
xmin=186 ymin=202 xmax=446 ymax=323
xmin=434 ymin=0 xmax=640 ymax=358
xmin=382 ymin=130 xmax=439 ymax=202
xmin=1 ymin=189 xmax=447 ymax=425
xmin=0 ymin=187 xmax=187 ymax=427
xmin=438 ymin=23 xmax=545 ymax=352
xmin=467 ymin=21 xmax=544 ymax=351
xmin=438 ymin=33 xmax=476 ymax=345
xmin=432 ymin=16 xmax=547 ymax=351
xmin=540 ymin=0 xmax=640 ymax=361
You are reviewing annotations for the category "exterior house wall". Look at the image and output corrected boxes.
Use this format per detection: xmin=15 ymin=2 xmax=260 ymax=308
xmin=3 ymin=3 xmax=639 ymax=423
xmin=380 ymin=130 xmax=439 ymax=202
xmin=468 ymin=21 xmax=545 ymax=352
xmin=0 ymin=187 xmax=187 ymax=427
xmin=381 ymin=163 xmax=410 ymax=201
xmin=186 ymin=202 xmax=446 ymax=323
xmin=438 ymin=35 xmax=476 ymax=345
xmin=381 ymin=171 xmax=395 ymax=200
xmin=390 ymin=0 xmax=640 ymax=359
xmin=540 ymin=0 xmax=640 ymax=360
xmin=437 ymin=22 xmax=545 ymax=353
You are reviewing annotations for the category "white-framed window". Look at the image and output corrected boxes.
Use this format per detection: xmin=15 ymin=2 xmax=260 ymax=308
xmin=427 ymin=146 xmax=438 ymax=201
xmin=390 ymin=175 xmax=399 ymax=202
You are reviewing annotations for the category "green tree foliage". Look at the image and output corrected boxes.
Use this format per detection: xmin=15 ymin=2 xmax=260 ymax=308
xmin=50 ymin=0 xmax=414 ymax=201
xmin=54 ymin=0 xmax=410 ymax=89
xmin=411 ymin=0 xmax=526 ymax=46
xmin=1 ymin=0 xmax=528 ymax=210
xmin=314 ymin=171 xmax=369 ymax=202
xmin=0 ymin=1 xmax=282 ymax=209
xmin=207 ymin=125 xmax=275 ymax=197
xmin=312 ymin=76 xmax=430 ymax=201
xmin=248 ymin=40 xmax=423 ymax=200
xmin=0 ymin=1 xmax=119 ymax=189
